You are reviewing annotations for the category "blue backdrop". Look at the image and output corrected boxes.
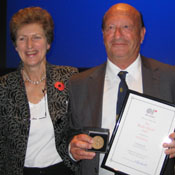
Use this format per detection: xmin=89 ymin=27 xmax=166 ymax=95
xmin=6 ymin=0 xmax=175 ymax=68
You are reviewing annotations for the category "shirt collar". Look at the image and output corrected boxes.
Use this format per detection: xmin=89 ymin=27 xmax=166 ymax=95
xmin=106 ymin=54 xmax=142 ymax=81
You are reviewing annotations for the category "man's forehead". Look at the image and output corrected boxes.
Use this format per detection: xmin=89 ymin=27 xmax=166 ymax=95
xmin=104 ymin=3 xmax=139 ymax=20
xmin=103 ymin=7 xmax=140 ymax=27
xmin=104 ymin=11 xmax=138 ymax=25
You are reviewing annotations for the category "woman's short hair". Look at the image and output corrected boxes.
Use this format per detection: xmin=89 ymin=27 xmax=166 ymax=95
xmin=10 ymin=7 xmax=54 ymax=46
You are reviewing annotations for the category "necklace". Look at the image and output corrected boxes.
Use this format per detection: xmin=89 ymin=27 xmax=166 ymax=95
xmin=23 ymin=70 xmax=46 ymax=85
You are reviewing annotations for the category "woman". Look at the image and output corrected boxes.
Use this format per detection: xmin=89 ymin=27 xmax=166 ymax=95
xmin=0 ymin=7 xmax=78 ymax=175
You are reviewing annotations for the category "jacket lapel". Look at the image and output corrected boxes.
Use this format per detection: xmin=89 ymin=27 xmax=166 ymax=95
xmin=141 ymin=56 xmax=161 ymax=98
xmin=46 ymin=63 xmax=70 ymax=123
xmin=86 ymin=63 xmax=106 ymax=127
xmin=46 ymin=63 xmax=62 ymax=122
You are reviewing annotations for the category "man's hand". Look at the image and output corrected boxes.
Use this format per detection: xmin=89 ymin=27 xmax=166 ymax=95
xmin=163 ymin=132 xmax=175 ymax=158
xmin=70 ymin=134 xmax=96 ymax=161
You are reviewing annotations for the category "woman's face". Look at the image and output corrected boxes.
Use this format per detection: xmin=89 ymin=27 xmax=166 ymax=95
xmin=15 ymin=23 xmax=50 ymax=68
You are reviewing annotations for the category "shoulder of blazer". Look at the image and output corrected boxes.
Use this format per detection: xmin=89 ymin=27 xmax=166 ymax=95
xmin=70 ymin=62 xmax=106 ymax=83
xmin=46 ymin=62 xmax=78 ymax=79
xmin=141 ymin=55 xmax=175 ymax=72
xmin=45 ymin=62 xmax=79 ymax=101
xmin=0 ymin=68 xmax=25 ymax=96
xmin=46 ymin=62 xmax=79 ymax=90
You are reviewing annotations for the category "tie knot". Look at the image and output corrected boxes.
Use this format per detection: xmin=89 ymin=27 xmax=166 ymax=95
xmin=118 ymin=71 xmax=128 ymax=80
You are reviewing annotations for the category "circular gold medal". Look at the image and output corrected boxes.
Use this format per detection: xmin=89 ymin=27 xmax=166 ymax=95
xmin=92 ymin=136 xmax=104 ymax=150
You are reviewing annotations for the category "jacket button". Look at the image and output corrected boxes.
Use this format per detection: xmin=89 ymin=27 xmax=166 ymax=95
xmin=95 ymin=167 xmax=98 ymax=174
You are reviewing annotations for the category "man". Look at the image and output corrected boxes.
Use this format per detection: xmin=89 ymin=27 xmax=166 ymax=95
xmin=68 ymin=3 xmax=175 ymax=175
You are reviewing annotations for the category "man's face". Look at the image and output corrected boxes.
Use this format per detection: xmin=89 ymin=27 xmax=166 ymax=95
xmin=103 ymin=11 xmax=145 ymax=65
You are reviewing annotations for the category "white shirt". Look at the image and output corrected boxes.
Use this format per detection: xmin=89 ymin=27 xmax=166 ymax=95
xmin=100 ymin=55 xmax=143 ymax=175
xmin=24 ymin=94 xmax=62 ymax=167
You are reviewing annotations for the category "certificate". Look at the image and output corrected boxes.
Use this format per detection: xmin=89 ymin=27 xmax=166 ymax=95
xmin=102 ymin=90 xmax=175 ymax=175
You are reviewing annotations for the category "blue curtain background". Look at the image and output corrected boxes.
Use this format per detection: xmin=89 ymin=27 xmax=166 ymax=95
xmin=6 ymin=0 xmax=175 ymax=68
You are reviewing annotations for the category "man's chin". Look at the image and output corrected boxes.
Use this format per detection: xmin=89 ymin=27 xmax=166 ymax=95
xmin=111 ymin=51 xmax=128 ymax=58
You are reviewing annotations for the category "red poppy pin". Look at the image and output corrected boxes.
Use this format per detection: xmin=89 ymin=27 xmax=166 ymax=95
xmin=54 ymin=81 xmax=65 ymax=91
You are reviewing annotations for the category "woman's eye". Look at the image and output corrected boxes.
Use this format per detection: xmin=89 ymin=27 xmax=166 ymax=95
xmin=18 ymin=37 xmax=25 ymax=41
xmin=33 ymin=35 xmax=42 ymax=40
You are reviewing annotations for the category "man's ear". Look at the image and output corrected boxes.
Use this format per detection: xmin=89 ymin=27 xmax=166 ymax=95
xmin=140 ymin=27 xmax=146 ymax=44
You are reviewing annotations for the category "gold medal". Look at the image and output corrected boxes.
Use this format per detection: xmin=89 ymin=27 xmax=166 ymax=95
xmin=92 ymin=136 xmax=104 ymax=150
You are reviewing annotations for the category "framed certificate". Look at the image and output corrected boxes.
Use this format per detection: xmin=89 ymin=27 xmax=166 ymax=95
xmin=102 ymin=90 xmax=175 ymax=175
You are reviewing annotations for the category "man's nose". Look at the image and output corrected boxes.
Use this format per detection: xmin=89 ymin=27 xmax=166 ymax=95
xmin=114 ymin=27 xmax=123 ymax=38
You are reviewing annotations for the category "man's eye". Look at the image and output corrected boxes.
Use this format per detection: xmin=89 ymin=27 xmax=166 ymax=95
xmin=123 ymin=25 xmax=129 ymax=28
xmin=122 ymin=25 xmax=133 ymax=31
xmin=105 ymin=25 xmax=115 ymax=32
xmin=108 ymin=25 xmax=115 ymax=30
